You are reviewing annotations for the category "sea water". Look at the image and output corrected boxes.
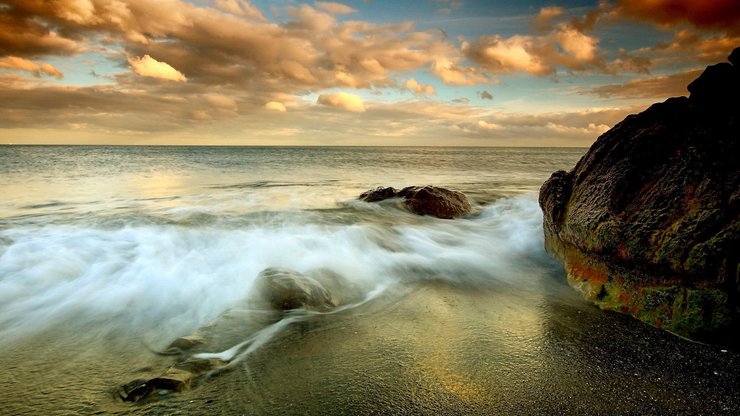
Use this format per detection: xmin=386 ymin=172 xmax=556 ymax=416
xmin=3 ymin=146 xmax=739 ymax=415
xmin=0 ymin=146 xmax=581 ymax=346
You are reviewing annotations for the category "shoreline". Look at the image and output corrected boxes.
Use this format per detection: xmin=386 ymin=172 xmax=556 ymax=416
xmin=2 ymin=280 xmax=738 ymax=415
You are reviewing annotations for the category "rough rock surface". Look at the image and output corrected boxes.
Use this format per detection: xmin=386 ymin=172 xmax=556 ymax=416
xmin=254 ymin=267 xmax=335 ymax=312
xmin=539 ymin=47 xmax=740 ymax=345
xmin=360 ymin=185 xmax=472 ymax=219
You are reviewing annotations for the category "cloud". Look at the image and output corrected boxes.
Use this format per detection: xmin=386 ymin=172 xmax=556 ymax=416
xmin=206 ymin=94 xmax=237 ymax=111
xmin=128 ymin=55 xmax=187 ymax=82
xmin=0 ymin=0 xmax=479 ymax=92
xmin=215 ymin=0 xmax=265 ymax=19
xmin=584 ymin=69 xmax=703 ymax=99
xmin=462 ymin=5 xmax=659 ymax=77
xmin=479 ymin=90 xmax=493 ymax=100
xmin=317 ymin=92 xmax=366 ymax=112
xmin=451 ymin=107 xmax=636 ymax=144
xmin=265 ymin=101 xmax=287 ymax=112
xmin=431 ymin=58 xmax=487 ymax=85
xmin=315 ymin=2 xmax=357 ymax=15
xmin=463 ymin=35 xmax=552 ymax=76
xmin=405 ymin=78 xmax=435 ymax=96
xmin=0 ymin=4 xmax=81 ymax=57
xmin=0 ymin=56 xmax=63 ymax=79
xmin=617 ymin=0 xmax=740 ymax=33
xmin=555 ymin=26 xmax=597 ymax=62
xmin=435 ymin=0 xmax=463 ymax=15
xmin=650 ymin=30 xmax=740 ymax=64
xmin=532 ymin=6 xmax=564 ymax=32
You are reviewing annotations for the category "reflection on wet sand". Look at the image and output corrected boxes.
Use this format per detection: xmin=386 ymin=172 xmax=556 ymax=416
xmin=1 ymin=276 xmax=739 ymax=415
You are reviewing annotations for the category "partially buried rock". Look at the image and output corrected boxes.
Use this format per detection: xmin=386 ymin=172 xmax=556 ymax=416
xmin=360 ymin=185 xmax=471 ymax=219
xmin=539 ymin=47 xmax=740 ymax=345
xmin=122 ymin=368 xmax=193 ymax=402
xmin=254 ymin=267 xmax=335 ymax=312
xmin=166 ymin=335 xmax=205 ymax=352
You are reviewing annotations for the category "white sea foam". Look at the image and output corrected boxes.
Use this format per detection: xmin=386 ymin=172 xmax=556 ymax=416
xmin=0 ymin=195 xmax=553 ymax=347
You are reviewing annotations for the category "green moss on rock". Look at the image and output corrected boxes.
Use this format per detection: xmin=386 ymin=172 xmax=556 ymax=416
xmin=669 ymin=288 xmax=731 ymax=341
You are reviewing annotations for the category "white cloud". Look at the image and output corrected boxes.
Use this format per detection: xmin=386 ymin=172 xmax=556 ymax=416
xmin=265 ymin=101 xmax=287 ymax=112
xmin=128 ymin=55 xmax=187 ymax=82
xmin=317 ymin=92 xmax=366 ymax=112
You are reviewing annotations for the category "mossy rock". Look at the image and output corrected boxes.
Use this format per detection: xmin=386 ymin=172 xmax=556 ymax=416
xmin=668 ymin=288 xmax=732 ymax=341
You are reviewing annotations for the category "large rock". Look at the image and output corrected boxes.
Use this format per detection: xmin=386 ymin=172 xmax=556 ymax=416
xmin=539 ymin=47 xmax=740 ymax=345
xmin=253 ymin=267 xmax=335 ymax=312
xmin=360 ymin=185 xmax=472 ymax=219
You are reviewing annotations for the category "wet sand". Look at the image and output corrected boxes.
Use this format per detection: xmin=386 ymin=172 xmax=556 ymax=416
xmin=1 ymin=277 xmax=739 ymax=416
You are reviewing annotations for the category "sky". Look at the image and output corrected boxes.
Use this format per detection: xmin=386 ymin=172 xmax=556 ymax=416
xmin=0 ymin=0 xmax=738 ymax=146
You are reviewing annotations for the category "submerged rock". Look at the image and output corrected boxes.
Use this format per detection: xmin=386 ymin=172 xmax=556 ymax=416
xmin=360 ymin=185 xmax=472 ymax=219
xmin=539 ymin=47 xmax=740 ymax=345
xmin=254 ymin=267 xmax=335 ymax=312
xmin=166 ymin=335 xmax=205 ymax=352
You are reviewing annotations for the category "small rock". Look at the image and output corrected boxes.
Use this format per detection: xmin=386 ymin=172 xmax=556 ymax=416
xmin=359 ymin=185 xmax=472 ymax=219
xmin=398 ymin=186 xmax=471 ymax=219
xmin=254 ymin=267 xmax=335 ymax=312
xmin=359 ymin=186 xmax=398 ymax=202
xmin=121 ymin=369 xmax=194 ymax=402
xmin=167 ymin=335 xmax=205 ymax=351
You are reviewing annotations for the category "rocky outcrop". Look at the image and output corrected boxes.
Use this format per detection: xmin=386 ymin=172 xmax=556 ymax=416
xmin=253 ymin=267 xmax=335 ymax=312
xmin=539 ymin=47 xmax=740 ymax=345
xmin=360 ymin=185 xmax=472 ymax=219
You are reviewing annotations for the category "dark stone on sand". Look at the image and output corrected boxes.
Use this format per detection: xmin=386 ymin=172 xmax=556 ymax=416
xmin=360 ymin=185 xmax=472 ymax=219
xmin=121 ymin=369 xmax=193 ymax=402
xmin=539 ymin=47 xmax=740 ymax=345
xmin=254 ymin=267 xmax=335 ymax=312
xmin=121 ymin=358 xmax=228 ymax=402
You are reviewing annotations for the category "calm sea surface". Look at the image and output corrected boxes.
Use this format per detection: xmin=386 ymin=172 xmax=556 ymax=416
xmin=1 ymin=145 xmax=738 ymax=415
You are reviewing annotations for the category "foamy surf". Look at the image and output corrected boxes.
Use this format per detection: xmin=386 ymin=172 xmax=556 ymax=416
xmin=0 ymin=195 xmax=551 ymax=348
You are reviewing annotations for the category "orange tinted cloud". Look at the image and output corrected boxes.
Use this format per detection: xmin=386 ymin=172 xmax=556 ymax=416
xmin=405 ymin=78 xmax=436 ymax=96
xmin=0 ymin=56 xmax=63 ymax=79
xmin=532 ymin=6 xmax=564 ymax=32
xmin=618 ymin=0 xmax=740 ymax=33
xmin=317 ymin=92 xmax=366 ymax=112
xmin=585 ymin=69 xmax=703 ymax=99
xmin=0 ymin=1 xmax=473 ymax=91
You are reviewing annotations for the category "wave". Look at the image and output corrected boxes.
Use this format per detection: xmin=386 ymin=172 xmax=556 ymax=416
xmin=0 ymin=195 xmax=556 ymax=347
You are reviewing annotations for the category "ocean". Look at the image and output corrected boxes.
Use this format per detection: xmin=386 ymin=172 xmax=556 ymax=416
xmin=1 ymin=145 xmax=738 ymax=415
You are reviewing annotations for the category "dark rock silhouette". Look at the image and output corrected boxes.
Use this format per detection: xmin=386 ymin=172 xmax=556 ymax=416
xmin=360 ymin=185 xmax=472 ymax=219
xmin=539 ymin=47 xmax=740 ymax=345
